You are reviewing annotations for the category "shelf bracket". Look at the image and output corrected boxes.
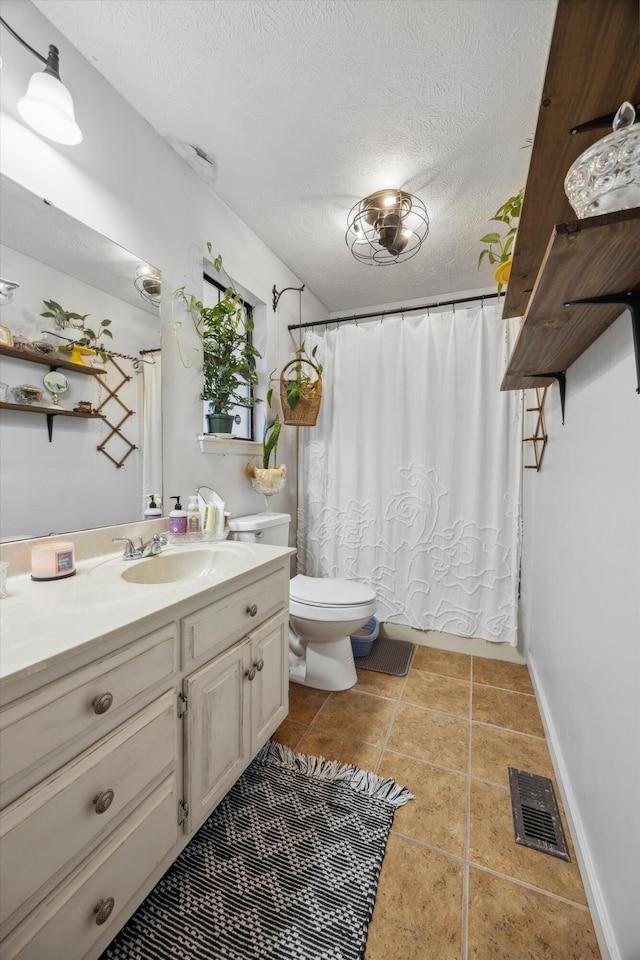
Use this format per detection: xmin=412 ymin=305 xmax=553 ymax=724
xmin=46 ymin=412 xmax=56 ymax=442
xmin=564 ymin=290 xmax=640 ymax=395
xmin=529 ymin=371 xmax=566 ymax=425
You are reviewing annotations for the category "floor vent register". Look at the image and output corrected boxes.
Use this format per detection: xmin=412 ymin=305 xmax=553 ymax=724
xmin=508 ymin=767 xmax=570 ymax=861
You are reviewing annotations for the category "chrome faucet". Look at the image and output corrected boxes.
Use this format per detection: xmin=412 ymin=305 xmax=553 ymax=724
xmin=112 ymin=534 xmax=167 ymax=560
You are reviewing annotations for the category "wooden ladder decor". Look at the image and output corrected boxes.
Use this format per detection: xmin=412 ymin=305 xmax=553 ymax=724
xmin=523 ymin=387 xmax=548 ymax=472
xmin=94 ymin=356 xmax=138 ymax=469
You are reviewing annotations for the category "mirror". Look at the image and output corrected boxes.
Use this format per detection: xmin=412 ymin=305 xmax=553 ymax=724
xmin=0 ymin=175 xmax=162 ymax=540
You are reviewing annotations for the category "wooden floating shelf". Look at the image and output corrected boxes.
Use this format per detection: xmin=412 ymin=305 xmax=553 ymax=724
xmin=503 ymin=0 xmax=640 ymax=321
xmin=502 ymin=208 xmax=640 ymax=391
xmin=0 ymin=344 xmax=106 ymax=376
xmin=0 ymin=401 xmax=103 ymax=419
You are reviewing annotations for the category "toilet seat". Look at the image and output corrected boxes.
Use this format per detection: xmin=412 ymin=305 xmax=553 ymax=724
xmin=290 ymin=575 xmax=376 ymax=622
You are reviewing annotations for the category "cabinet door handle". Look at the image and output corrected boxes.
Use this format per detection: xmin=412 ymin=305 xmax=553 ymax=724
xmin=247 ymin=604 xmax=258 ymax=617
xmin=93 ymin=789 xmax=115 ymax=814
xmin=245 ymin=667 xmax=257 ymax=681
xmin=254 ymin=659 xmax=265 ymax=672
xmin=92 ymin=693 xmax=113 ymax=715
xmin=93 ymin=897 xmax=115 ymax=925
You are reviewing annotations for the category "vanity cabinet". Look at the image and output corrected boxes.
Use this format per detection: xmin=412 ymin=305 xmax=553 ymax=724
xmin=0 ymin=551 xmax=292 ymax=960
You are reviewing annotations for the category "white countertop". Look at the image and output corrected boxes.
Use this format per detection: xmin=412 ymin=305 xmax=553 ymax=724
xmin=0 ymin=539 xmax=294 ymax=686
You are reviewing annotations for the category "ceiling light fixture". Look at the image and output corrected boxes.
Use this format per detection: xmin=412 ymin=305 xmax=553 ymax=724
xmin=134 ymin=264 xmax=161 ymax=306
xmin=346 ymin=189 xmax=429 ymax=265
xmin=0 ymin=16 xmax=82 ymax=145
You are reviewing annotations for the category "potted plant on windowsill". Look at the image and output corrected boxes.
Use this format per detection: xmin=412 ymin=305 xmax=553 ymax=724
xmin=175 ymin=249 xmax=262 ymax=434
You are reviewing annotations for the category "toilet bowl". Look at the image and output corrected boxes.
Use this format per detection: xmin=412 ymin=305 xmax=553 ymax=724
xmin=289 ymin=575 xmax=376 ymax=690
xmin=227 ymin=512 xmax=376 ymax=691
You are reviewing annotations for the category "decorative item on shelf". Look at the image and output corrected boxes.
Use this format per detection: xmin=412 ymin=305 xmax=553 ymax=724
xmin=42 ymin=370 xmax=69 ymax=406
xmin=11 ymin=333 xmax=32 ymax=352
xmin=346 ymin=188 xmax=429 ymax=265
xmin=0 ymin=16 xmax=82 ymax=145
xmin=57 ymin=343 xmax=96 ymax=366
xmin=174 ymin=246 xmax=262 ymax=435
xmin=478 ymin=189 xmax=523 ymax=296
xmin=31 ymin=339 xmax=57 ymax=356
xmin=40 ymin=300 xmax=114 ymax=363
xmin=12 ymin=383 xmax=43 ymax=404
xmin=0 ymin=324 xmax=14 ymax=346
xmin=73 ymin=400 xmax=93 ymax=413
xmin=0 ymin=383 xmax=9 ymax=402
xmin=565 ymin=101 xmax=640 ymax=219
xmin=279 ymin=343 xmax=323 ymax=426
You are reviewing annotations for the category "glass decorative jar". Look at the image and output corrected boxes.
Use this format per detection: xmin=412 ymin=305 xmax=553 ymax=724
xmin=565 ymin=102 xmax=640 ymax=219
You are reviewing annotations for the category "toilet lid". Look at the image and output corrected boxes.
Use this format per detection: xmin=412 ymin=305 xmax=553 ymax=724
xmin=289 ymin=575 xmax=376 ymax=608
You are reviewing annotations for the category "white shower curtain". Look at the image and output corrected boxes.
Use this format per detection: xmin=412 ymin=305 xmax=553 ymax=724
xmin=297 ymin=304 xmax=523 ymax=645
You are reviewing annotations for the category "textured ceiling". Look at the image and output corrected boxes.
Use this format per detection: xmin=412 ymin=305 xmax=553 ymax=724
xmin=32 ymin=0 xmax=557 ymax=313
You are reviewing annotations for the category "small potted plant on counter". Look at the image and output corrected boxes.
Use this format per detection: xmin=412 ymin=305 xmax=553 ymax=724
xmin=175 ymin=249 xmax=262 ymax=435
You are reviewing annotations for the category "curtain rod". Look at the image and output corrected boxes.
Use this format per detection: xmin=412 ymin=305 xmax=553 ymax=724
xmin=287 ymin=290 xmax=502 ymax=331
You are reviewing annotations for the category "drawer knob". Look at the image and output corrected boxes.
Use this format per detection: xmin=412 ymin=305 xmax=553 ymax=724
xmin=93 ymin=789 xmax=115 ymax=814
xmin=247 ymin=603 xmax=258 ymax=617
xmin=245 ymin=666 xmax=257 ymax=681
xmin=94 ymin=897 xmax=115 ymax=925
xmin=92 ymin=693 xmax=113 ymax=715
xmin=255 ymin=658 xmax=265 ymax=672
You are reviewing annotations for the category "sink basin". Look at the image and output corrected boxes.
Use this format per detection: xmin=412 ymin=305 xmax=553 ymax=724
xmin=119 ymin=543 xmax=251 ymax=584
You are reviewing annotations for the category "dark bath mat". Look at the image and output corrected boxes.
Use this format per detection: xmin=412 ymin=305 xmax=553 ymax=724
xmin=355 ymin=635 xmax=415 ymax=676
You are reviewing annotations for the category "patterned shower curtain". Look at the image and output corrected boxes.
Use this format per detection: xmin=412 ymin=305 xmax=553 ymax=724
xmin=297 ymin=304 xmax=523 ymax=645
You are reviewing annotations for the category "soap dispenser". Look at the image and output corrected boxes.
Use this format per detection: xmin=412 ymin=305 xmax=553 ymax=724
xmin=169 ymin=496 xmax=187 ymax=536
xmin=186 ymin=495 xmax=201 ymax=536
xmin=144 ymin=495 xmax=162 ymax=520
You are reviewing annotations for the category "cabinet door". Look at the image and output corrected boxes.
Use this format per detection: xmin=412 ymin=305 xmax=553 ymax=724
xmin=251 ymin=610 xmax=289 ymax=752
xmin=183 ymin=640 xmax=251 ymax=833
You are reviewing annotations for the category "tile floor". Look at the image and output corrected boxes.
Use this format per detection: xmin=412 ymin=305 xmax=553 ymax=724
xmin=273 ymin=645 xmax=602 ymax=960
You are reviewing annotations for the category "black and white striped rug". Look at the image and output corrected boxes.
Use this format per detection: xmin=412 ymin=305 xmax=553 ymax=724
xmin=101 ymin=741 xmax=412 ymax=960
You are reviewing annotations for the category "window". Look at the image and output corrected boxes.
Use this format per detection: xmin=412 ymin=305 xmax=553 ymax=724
xmin=201 ymin=273 xmax=255 ymax=440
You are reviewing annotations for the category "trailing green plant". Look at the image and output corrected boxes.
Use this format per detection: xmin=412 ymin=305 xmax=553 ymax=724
xmin=175 ymin=248 xmax=262 ymax=414
xmin=477 ymin=189 xmax=523 ymax=295
xmin=40 ymin=299 xmax=114 ymax=362
xmin=281 ymin=342 xmax=323 ymax=410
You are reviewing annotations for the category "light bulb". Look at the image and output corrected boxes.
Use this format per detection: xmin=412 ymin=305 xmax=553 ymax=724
xmin=17 ymin=70 xmax=82 ymax=145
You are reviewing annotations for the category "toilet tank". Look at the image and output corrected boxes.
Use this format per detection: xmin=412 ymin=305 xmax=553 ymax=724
xmin=227 ymin=512 xmax=291 ymax=546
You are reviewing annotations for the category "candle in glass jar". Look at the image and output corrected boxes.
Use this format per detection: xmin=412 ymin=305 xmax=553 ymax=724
xmin=31 ymin=541 xmax=76 ymax=580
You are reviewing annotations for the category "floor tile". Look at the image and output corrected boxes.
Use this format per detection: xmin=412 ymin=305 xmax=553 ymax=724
xmin=313 ymin=689 xmax=397 ymax=746
xmin=468 ymin=779 xmax=587 ymax=905
xmin=355 ymin=667 xmax=406 ymax=699
xmin=378 ymin=752 xmax=467 ymax=857
xmin=471 ymin=722 xmax=554 ymax=787
xmin=366 ymin=835 xmax=463 ymax=960
xmin=272 ymin=718 xmax=307 ymax=752
xmin=472 ymin=684 xmax=544 ymax=737
xmin=287 ymin=682 xmax=330 ymax=725
xmin=467 ymin=868 xmax=601 ymax=959
xmin=386 ymin=702 xmax=469 ymax=773
xmin=413 ymin=645 xmax=471 ymax=680
xmin=402 ymin=670 xmax=471 ymax=719
xmin=296 ymin=729 xmax=382 ymax=771
xmin=472 ymin=658 xmax=534 ymax=695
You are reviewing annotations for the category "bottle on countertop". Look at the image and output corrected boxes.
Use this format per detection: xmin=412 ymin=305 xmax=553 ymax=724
xmin=187 ymin=495 xmax=201 ymax=535
xmin=144 ymin=494 xmax=162 ymax=520
xmin=169 ymin=495 xmax=187 ymax=536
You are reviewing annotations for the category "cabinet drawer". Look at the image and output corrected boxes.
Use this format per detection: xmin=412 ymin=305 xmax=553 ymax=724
xmin=0 ymin=624 xmax=176 ymax=793
xmin=181 ymin=567 xmax=288 ymax=669
xmin=0 ymin=691 xmax=176 ymax=932
xmin=0 ymin=774 xmax=178 ymax=960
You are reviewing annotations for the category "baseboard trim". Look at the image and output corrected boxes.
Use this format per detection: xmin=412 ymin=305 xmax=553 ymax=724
xmin=527 ymin=656 xmax=617 ymax=960
xmin=380 ymin=623 xmax=526 ymax=664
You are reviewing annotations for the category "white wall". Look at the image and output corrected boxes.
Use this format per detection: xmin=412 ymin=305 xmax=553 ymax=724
xmin=519 ymin=312 xmax=640 ymax=960
xmin=0 ymin=0 xmax=328 ymax=539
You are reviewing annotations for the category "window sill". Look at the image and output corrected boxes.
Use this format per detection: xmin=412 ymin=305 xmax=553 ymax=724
xmin=197 ymin=435 xmax=261 ymax=456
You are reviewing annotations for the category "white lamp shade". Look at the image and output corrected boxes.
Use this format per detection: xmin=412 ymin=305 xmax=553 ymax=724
xmin=17 ymin=70 xmax=82 ymax=145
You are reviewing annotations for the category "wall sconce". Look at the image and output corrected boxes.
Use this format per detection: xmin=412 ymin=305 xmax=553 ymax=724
xmin=134 ymin=264 xmax=161 ymax=306
xmin=346 ymin=189 xmax=429 ymax=265
xmin=0 ymin=16 xmax=82 ymax=145
xmin=0 ymin=279 xmax=20 ymax=305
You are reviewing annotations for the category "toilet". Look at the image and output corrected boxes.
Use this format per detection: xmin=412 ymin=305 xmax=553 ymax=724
xmin=227 ymin=512 xmax=376 ymax=691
